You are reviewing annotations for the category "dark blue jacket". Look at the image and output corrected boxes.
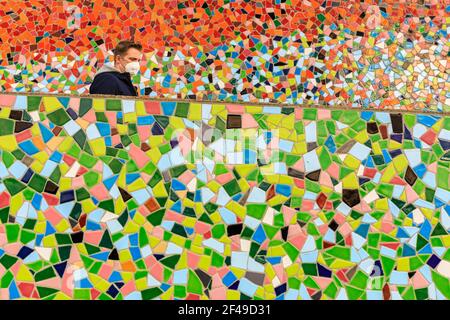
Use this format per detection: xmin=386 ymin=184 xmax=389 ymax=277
xmin=89 ymin=64 xmax=137 ymax=96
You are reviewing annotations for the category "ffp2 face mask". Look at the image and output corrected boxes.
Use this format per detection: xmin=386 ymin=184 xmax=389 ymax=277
xmin=125 ymin=61 xmax=140 ymax=75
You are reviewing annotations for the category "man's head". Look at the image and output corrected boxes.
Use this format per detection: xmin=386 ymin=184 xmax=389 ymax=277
xmin=113 ymin=40 xmax=143 ymax=75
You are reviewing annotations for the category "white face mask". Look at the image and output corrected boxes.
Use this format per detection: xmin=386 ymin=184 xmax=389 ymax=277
xmin=124 ymin=61 xmax=140 ymax=75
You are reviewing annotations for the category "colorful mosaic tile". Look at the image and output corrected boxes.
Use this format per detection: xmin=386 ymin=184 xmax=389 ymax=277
xmin=0 ymin=93 xmax=448 ymax=300
xmin=0 ymin=1 xmax=449 ymax=111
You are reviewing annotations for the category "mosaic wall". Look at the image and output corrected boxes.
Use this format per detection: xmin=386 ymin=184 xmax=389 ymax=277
xmin=0 ymin=1 xmax=449 ymax=111
xmin=0 ymin=93 xmax=448 ymax=300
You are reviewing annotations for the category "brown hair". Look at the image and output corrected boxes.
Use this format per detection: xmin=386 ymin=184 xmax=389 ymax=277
xmin=113 ymin=40 xmax=142 ymax=57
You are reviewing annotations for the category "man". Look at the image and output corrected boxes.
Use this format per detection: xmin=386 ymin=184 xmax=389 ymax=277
xmin=89 ymin=40 xmax=142 ymax=96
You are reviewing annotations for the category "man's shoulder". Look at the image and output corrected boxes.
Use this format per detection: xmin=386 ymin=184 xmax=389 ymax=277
xmin=90 ymin=71 xmax=122 ymax=95
xmin=93 ymin=71 xmax=121 ymax=81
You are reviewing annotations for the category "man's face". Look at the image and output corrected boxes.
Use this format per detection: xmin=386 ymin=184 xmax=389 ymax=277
xmin=115 ymin=48 xmax=142 ymax=73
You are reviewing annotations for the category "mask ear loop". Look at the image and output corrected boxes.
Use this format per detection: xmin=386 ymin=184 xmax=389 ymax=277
xmin=116 ymin=55 xmax=128 ymax=73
